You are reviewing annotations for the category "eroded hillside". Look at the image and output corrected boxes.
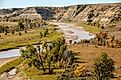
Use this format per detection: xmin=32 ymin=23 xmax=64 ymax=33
xmin=0 ymin=3 xmax=121 ymax=24
xmin=0 ymin=3 xmax=121 ymax=39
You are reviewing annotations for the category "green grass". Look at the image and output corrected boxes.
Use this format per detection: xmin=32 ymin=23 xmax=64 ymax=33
xmin=0 ymin=26 xmax=62 ymax=51
xmin=79 ymin=24 xmax=101 ymax=34
xmin=0 ymin=57 xmax=24 ymax=74
xmin=19 ymin=63 xmax=65 ymax=80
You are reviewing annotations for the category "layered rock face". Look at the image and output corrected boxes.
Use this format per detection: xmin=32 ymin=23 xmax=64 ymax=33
xmin=0 ymin=3 xmax=121 ymax=38
xmin=0 ymin=3 xmax=121 ymax=25
xmin=60 ymin=3 xmax=121 ymax=25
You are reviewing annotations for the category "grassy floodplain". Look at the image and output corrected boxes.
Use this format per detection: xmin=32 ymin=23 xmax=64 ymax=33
xmin=0 ymin=22 xmax=63 ymax=80
xmin=0 ymin=22 xmax=62 ymax=51
xmin=79 ymin=24 xmax=101 ymax=34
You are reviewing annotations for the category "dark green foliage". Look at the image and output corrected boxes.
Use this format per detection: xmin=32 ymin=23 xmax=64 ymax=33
xmin=20 ymin=37 xmax=72 ymax=74
xmin=18 ymin=32 xmax=22 ymax=36
xmin=39 ymin=32 xmax=42 ymax=38
xmin=20 ymin=44 xmax=45 ymax=72
xmin=11 ymin=30 xmax=15 ymax=34
xmin=43 ymin=28 xmax=49 ymax=37
xmin=0 ymin=26 xmax=5 ymax=33
xmin=18 ymin=22 xmax=25 ymax=31
xmin=93 ymin=52 xmax=115 ymax=80
xmin=69 ymin=40 xmax=72 ymax=44
xmin=57 ymin=65 xmax=80 ymax=80
xmin=25 ymin=30 xmax=27 ymax=33
xmin=5 ymin=32 xmax=7 ymax=35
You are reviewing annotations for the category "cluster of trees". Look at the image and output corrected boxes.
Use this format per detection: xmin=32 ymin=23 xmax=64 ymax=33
xmin=0 ymin=18 xmax=48 ymax=37
xmin=20 ymin=37 xmax=75 ymax=74
xmin=87 ymin=22 xmax=104 ymax=29
xmin=93 ymin=31 xmax=121 ymax=48
xmin=0 ymin=22 xmax=24 ymax=36
xmin=79 ymin=30 xmax=121 ymax=48
xmin=57 ymin=52 xmax=115 ymax=80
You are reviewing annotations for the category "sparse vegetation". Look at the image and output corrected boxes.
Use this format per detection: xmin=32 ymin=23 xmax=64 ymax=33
xmin=93 ymin=52 xmax=115 ymax=80
xmin=0 ymin=23 xmax=62 ymax=51
xmin=17 ymin=37 xmax=76 ymax=80
xmin=0 ymin=57 xmax=24 ymax=75
xmin=79 ymin=23 xmax=101 ymax=34
xmin=1 ymin=2 xmax=121 ymax=80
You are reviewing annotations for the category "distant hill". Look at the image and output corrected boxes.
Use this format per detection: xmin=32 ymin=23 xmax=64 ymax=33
xmin=0 ymin=3 xmax=121 ymax=24
xmin=1 ymin=3 xmax=121 ymax=38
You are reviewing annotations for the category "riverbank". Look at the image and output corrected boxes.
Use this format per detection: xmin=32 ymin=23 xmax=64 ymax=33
xmin=0 ymin=57 xmax=18 ymax=67
xmin=52 ymin=22 xmax=95 ymax=43
xmin=0 ymin=22 xmax=95 ymax=66
xmin=0 ymin=57 xmax=24 ymax=74
xmin=77 ymin=23 xmax=101 ymax=34
xmin=0 ymin=26 xmax=62 ymax=51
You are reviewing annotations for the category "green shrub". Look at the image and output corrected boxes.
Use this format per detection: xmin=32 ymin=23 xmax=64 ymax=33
xmin=93 ymin=52 xmax=115 ymax=80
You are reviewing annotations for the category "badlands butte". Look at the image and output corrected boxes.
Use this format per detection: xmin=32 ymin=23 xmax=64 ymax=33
xmin=0 ymin=3 xmax=121 ymax=38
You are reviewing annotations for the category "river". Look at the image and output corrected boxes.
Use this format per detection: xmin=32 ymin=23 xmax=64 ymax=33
xmin=0 ymin=22 xmax=95 ymax=63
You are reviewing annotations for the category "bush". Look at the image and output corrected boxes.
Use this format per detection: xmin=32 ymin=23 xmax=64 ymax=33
xmin=93 ymin=52 xmax=115 ymax=80
xmin=5 ymin=32 xmax=7 ymax=35
xmin=11 ymin=30 xmax=15 ymax=34
xmin=25 ymin=30 xmax=27 ymax=33
xmin=18 ymin=22 xmax=25 ymax=31
xmin=19 ymin=32 xmax=22 ymax=36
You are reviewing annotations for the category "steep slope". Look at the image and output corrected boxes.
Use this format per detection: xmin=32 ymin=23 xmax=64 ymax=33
xmin=0 ymin=3 xmax=121 ymax=39
xmin=60 ymin=3 xmax=121 ymax=25
xmin=0 ymin=3 xmax=121 ymax=24
xmin=60 ymin=5 xmax=87 ymax=21
xmin=0 ymin=8 xmax=22 ymax=18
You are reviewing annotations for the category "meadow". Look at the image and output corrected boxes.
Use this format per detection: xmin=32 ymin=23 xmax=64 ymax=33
xmin=0 ymin=22 xmax=62 ymax=51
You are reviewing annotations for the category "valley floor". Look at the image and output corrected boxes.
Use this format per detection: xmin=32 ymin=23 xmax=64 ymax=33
xmin=69 ymin=43 xmax=121 ymax=77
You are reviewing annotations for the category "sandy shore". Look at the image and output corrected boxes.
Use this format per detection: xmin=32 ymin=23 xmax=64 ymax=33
xmin=0 ymin=57 xmax=18 ymax=67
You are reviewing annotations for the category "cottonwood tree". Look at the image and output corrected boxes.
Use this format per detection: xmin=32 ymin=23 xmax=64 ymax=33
xmin=20 ymin=44 xmax=45 ymax=72
xmin=20 ymin=37 xmax=73 ymax=74
xmin=93 ymin=52 xmax=115 ymax=80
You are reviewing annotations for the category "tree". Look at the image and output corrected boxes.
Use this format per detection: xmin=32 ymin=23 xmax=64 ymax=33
xmin=43 ymin=28 xmax=49 ymax=37
xmin=93 ymin=52 xmax=115 ymax=80
xmin=19 ymin=32 xmax=22 ymax=36
xmin=0 ymin=26 xmax=5 ymax=33
xmin=20 ymin=44 xmax=45 ymax=72
xmin=47 ymin=54 xmax=53 ymax=74
xmin=5 ymin=31 xmax=7 ymax=35
xmin=20 ymin=37 xmax=71 ymax=74
xmin=25 ymin=30 xmax=27 ymax=33
xmin=39 ymin=32 xmax=42 ymax=38
xmin=18 ymin=22 xmax=25 ymax=31
xmin=11 ymin=30 xmax=15 ymax=34
xmin=42 ymin=41 xmax=48 ymax=53
xmin=69 ymin=40 xmax=72 ymax=44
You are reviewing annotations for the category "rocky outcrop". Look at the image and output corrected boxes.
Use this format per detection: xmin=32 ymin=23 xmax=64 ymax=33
xmin=60 ymin=3 xmax=121 ymax=25
xmin=0 ymin=3 xmax=121 ymax=24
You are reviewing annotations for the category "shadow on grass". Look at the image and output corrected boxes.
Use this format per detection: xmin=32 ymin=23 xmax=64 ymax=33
xmin=75 ymin=60 xmax=87 ymax=63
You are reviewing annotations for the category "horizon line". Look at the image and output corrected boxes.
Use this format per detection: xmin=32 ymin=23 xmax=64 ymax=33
xmin=0 ymin=2 xmax=121 ymax=9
